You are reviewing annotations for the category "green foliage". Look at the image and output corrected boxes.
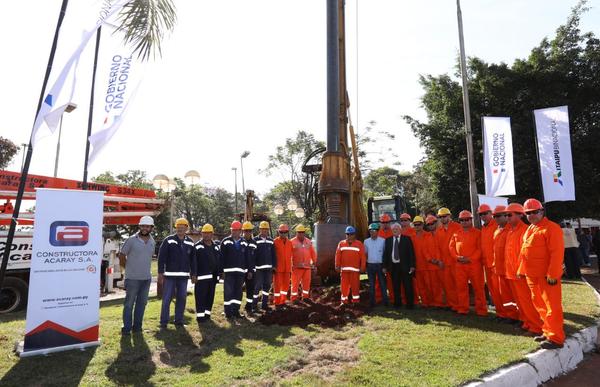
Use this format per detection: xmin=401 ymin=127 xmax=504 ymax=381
xmin=405 ymin=2 xmax=600 ymax=218
xmin=0 ymin=137 xmax=18 ymax=169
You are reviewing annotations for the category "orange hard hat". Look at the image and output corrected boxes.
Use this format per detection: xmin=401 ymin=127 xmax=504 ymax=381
xmin=399 ymin=213 xmax=412 ymax=221
xmin=477 ymin=204 xmax=492 ymax=214
xmin=492 ymin=205 xmax=506 ymax=215
xmin=380 ymin=214 xmax=392 ymax=222
xmin=425 ymin=215 xmax=437 ymax=225
xmin=523 ymin=198 xmax=543 ymax=212
xmin=458 ymin=210 xmax=473 ymax=219
xmin=506 ymin=203 xmax=525 ymax=214
xmin=278 ymin=224 xmax=289 ymax=232
xmin=230 ymin=220 xmax=242 ymax=230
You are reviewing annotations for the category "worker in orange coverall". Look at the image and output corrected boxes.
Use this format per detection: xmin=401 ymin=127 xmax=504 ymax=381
xmin=290 ymin=224 xmax=316 ymax=302
xmin=335 ymin=226 xmax=366 ymax=305
xmin=273 ymin=224 xmax=293 ymax=307
xmin=413 ymin=216 xmax=443 ymax=307
xmin=435 ymin=207 xmax=461 ymax=311
xmin=491 ymin=205 xmax=519 ymax=322
xmin=449 ymin=210 xmax=487 ymax=316
xmin=518 ymin=198 xmax=565 ymax=349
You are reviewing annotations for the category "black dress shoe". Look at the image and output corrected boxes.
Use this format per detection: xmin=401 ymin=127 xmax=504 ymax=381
xmin=540 ymin=340 xmax=564 ymax=349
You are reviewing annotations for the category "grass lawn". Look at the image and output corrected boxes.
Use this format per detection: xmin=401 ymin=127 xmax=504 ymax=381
xmin=0 ymin=280 xmax=598 ymax=386
xmin=151 ymin=259 xmax=158 ymax=277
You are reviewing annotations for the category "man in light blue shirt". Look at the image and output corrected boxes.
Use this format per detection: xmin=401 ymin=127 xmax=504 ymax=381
xmin=364 ymin=223 xmax=389 ymax=307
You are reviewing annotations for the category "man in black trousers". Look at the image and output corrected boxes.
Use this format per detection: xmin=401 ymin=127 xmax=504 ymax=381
xmin=383 ymin=223 xmax=416 ymax=309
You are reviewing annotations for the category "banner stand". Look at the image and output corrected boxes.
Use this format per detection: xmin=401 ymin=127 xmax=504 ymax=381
xmin=16 ymin=340 xmax=101 ymax=358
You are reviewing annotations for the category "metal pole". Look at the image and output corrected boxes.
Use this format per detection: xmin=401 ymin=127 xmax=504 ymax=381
xmin=240 ymin=157 xmax=246 ymax=198
xmin=456 ymin=0 xmax=480 ymax=224
xmin=233 ymin=168 xmax=238 ymax=215
xmin=20 ymin=144 xmax=27 ymax=172
xmin=82 ymin=26 xmax=102 ymax=189
xmin=169 ymin=191 xmax=174 ymax=234
xmin=0 ymin=0 xmax=70 ymax=291
xmin=326 ymin=0 xmax=340 ymax=152
xmin=53 ymin=115 xmax=64 ymax=177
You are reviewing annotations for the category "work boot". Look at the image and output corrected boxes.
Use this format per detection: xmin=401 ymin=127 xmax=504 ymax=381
xmin=534 ymin=335 xmax=547 ymax=342
xmin=540 ymin=340 xmax=564 ymax=349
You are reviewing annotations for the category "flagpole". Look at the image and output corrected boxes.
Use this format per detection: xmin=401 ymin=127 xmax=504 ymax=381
xmin=456 ymin=0 xmax=480 ymax=225
xmin=83 ymin=26 xmax=102 ymax=189
xmin=0 ymin=0 xmax=70 ymax=290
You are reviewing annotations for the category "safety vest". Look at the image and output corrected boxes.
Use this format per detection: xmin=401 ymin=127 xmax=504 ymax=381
xmin=291 ymin=236 xmax=316 ymax=269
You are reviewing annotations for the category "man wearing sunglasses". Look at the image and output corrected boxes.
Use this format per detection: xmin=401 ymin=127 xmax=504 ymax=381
xmin=491 ymin=205 xmax=519 ymax=322
xmin=517 ymin=199 xmax=565 ymax=349
xmin=505 ymin=203 xmax=544 ymax=337
xmin=449 ymin=210 xmax=487 ymax=316
xmin=434 ymin=207 xmax=461 ymax=311
xmin=479 ymin=204 xmax=502 ymax=319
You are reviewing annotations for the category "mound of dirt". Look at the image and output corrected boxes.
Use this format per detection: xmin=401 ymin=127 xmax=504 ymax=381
xmin=259 ymin=285 xmax=371 ymax=328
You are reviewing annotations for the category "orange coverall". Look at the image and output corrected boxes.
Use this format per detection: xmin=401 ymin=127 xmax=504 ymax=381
xmin=273 ymin=236 xmax=293 ymax=305
xmin=518 ymin=218 xmax=565 ymax=345
xmin=481 ymin=220 xmax=502 ymax=316
xmin=335 ymin=240 xmax=366 ymax=304
xmin=449 ymin=228 xmax=487 ymax=316
xmin=375 ymin=228 xmax=395 ymax=303
xmin=505 ymin=220 xmax=543 ymax=334
xmin=435 ymin=221 xmax=461 ymax=309
xmin=290 ymin=236 xmax=316 ymax=301
xmin=413 ymin=231 xmax=443 ymax=307
xmin=492 ymin=227 xmax=519 ymax=320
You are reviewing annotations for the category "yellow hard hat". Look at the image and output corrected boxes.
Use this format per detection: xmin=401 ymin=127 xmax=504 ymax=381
xmin=175 ymin=218 xmax=189 ymax=227
xmin=437 ymin=207 xmax=451 ymax=216
xmin=295 ymin=224 xmax=306 ymax=232
xmin=413 ymin=216 xmax=424 ymax=224
xmin=201 ymin=223 xmax=214 ymax=233
xmin=242 ymin=221 xmax=254 ymax=231
xmin=259 ymin=221 xmax=270 ymax=229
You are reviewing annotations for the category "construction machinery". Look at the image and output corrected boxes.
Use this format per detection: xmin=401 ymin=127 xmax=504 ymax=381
xmin=0 ymin=171 xmax=164 ymax=313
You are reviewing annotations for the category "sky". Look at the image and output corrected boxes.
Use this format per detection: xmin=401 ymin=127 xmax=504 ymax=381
xmin=1 ymin=0 xmax=599 ymax=198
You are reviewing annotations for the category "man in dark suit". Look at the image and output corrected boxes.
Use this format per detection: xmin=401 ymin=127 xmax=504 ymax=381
xmin=383 ymin=223 xmax=416 ymax=308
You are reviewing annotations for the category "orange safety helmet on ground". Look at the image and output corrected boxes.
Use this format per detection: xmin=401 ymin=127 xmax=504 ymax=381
xmin=493 ymin=205 xmax=506 ymax=215
xmin=380 ymin=214 xmax=392 ymax=222
xmin=477 ymin=204 xmax=492 ymax=214
xmin=278 ymin=224 xmax=289 ymax=232
xmin=506 ymin=203 xmax=525 ymax=214
xmin=230 ymin=220 xmax=242 ymax=230
xmin=458 ymin=210 xmax=473 ymax=219
xmin=523 ymin=198 xmax=544 ymax=212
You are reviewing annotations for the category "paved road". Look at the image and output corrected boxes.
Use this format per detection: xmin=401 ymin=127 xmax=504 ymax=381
xmin=544 ymin=255 xmax=599 ymax=387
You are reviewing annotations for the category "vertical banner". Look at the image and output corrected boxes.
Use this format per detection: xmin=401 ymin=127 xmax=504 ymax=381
xmin=533 ymin=106 xmax=575 ymax=202
xmin=21 ymin=189 xmax=104 ymax=357
xmin=482 ymin=117 xmax=515 ymax=196
xmin=88 ymin=23 xmax=145 ymax=165
xmin=477 ymin=194 xmax=508 ymax=210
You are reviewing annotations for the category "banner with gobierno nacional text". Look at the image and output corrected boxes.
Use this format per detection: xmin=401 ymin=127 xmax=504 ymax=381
xmin=482 ymin=117 xmax=515 ymax=197
xmin=533 ymin=106 xmax=576 ymax=202
xmin=22 ymin=189 xmax=104 ymax=357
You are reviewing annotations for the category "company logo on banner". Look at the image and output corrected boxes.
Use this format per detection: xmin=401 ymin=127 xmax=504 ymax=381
xmin=533 ymin=106 xmax=575 ymax=202
xmin=21 ymin=189 xmax=104 ymax=357
xmin=482 ymin=117 xmax=515 ymax=197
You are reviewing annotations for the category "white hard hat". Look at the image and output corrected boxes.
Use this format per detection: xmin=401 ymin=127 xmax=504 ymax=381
xmin=139 ymin=216 xmax=154 ymax=226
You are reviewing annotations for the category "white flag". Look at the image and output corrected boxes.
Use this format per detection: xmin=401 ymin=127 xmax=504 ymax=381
xmin=88 ymin=23 xmax=145 ymax=165
xmin=533 ymin=106 xmax=575 ymax=202
xmin=477 ymin=194 xmax=508 ymax=210
xmin=30 ymin=0 xmax=127 ymax=146
xmin=482 ymin=117 xmax=515 ymax=197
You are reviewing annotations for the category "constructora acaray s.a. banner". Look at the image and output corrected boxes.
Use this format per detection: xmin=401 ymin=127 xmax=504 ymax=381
xmin=482 ymin=117 xmax=516 ymax=197
xmin=533 ymin=106 xmax=576 ymax=203
xmin=21 ymin=189 xmax=104 ymax=357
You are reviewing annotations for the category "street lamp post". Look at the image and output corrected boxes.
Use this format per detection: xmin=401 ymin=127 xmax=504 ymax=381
xmin=240 ymin=151 xmax=250 ymax=196
xmin=274 ymin=200 xmax=304 ymax=230
xmin=53 ymin=102 xmax=77 ymax=177
xmin=232 ymin=167 xmax=238 ymax=214
xmin=153 ymin=171 xmax=198 ymax=234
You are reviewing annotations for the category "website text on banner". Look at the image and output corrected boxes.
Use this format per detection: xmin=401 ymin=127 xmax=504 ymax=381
xmin=533 ymin=106 xmax=575 ymax=203
xmin=482 ymin=117 xmax=515 ymax=197
xmin=21 ymin=189 xmax=104 ymax=357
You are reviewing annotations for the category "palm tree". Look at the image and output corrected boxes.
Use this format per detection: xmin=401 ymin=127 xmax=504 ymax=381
xmin=116 ymin=0 xmax=177 ymax=61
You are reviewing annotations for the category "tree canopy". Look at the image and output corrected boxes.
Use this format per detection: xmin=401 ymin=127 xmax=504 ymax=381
xmin=405 ymin=2 xmax=599 ymax=219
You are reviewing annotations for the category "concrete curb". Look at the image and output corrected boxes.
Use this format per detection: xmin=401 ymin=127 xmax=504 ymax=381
xmin=465 ymin=279 xmax=600 ymax=386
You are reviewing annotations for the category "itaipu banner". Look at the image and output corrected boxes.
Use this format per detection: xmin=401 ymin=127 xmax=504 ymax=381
xmin=22 ymin=189 xmax=104 ymax=357
xmin=482 ymin=117 xmax=515 ymax=197
xmin=533 ymin=106 xmax=576 ymax=202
